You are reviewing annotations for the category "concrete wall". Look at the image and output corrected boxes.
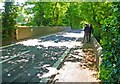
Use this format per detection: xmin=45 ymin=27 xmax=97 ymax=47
xmin=16 ymin=26 xmax=70 ymax=40
xmin=91 ymin=34 xmax=102 ymax=71
xmin=0 ymin=18 xmax=2 ymax=46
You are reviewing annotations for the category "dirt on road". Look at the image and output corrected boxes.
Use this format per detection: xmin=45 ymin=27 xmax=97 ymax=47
xmin=53 ymin=43 xmax=101 ymax=84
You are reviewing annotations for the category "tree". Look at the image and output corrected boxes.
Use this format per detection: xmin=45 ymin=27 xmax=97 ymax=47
xmin=2 ymin=1 xmax=18 ymax=39
xmin=65 ymin=2 xmax=81 ymax=29
xmin=24 ymin=2 xmax=69 ymax=26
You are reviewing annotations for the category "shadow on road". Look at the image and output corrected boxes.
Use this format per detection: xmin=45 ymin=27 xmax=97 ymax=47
xmin=1 ymin=29 xmax=84 ymax=83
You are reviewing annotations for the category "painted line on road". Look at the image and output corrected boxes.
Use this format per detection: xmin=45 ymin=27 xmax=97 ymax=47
xmin=0 ymin=43 xmax=18 ymax=50
xmin=0 ymin=51 xmax=30 ymax=64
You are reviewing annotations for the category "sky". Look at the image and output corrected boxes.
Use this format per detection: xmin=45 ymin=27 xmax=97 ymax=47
xmin=0 ymin=0 xmax=120 ymax=9
xmin=0 ymin=2 xmax=4 ymax=9
xmin=0 ymin=0 xmax=25 ymax=10
xmin=15 ymin=0 xmax=25 ymax=3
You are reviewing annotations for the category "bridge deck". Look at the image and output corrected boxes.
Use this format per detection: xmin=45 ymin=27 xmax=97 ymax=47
xmin=1 ymin=30 xmax=84 ymax=83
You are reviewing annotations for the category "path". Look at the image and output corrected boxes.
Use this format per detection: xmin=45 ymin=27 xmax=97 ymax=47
xmin=53 ymin=43 xmax=101 ymax=84
xmin=1 ymin=29 xmax=84 ymax=83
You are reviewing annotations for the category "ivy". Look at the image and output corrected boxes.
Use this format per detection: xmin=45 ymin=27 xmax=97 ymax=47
xmin=99 ymin=3 xmax=120 ymax=83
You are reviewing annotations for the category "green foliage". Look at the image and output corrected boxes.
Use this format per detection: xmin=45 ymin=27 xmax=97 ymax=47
xmin=99 ymin=3 xmax=120 ymax=83
xmin=24 ymin=2 xmax=69 ymax=26
xmin=77 ymin=2 xmax=120 ymax=83
xmin=2 ymin=2 xmax=18 ymax=39
xmin=65 ymin=2 xmax=82 ymax=29
xmin=2 ymin=2 xmax=120 ymax=82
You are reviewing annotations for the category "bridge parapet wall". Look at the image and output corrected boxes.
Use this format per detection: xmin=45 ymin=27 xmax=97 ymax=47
xmin=16 ymin=26 xmax=71 ymax=40
xmin=91 ymin=34 xmax=102 ymax=71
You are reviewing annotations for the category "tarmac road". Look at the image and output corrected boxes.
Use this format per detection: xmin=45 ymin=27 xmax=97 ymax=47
xmin=1 ymin=29 xmax=84 ymax=83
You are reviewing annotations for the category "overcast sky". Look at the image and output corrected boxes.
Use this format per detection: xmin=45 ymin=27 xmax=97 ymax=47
xmin=0 ymin=2 xmax=4 ymax=9
xmin=0 ymin=0 xmax=25 ymax=10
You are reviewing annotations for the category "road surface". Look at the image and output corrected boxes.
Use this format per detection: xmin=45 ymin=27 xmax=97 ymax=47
xmin=1 ymin=29 xmax=84 ymax=83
